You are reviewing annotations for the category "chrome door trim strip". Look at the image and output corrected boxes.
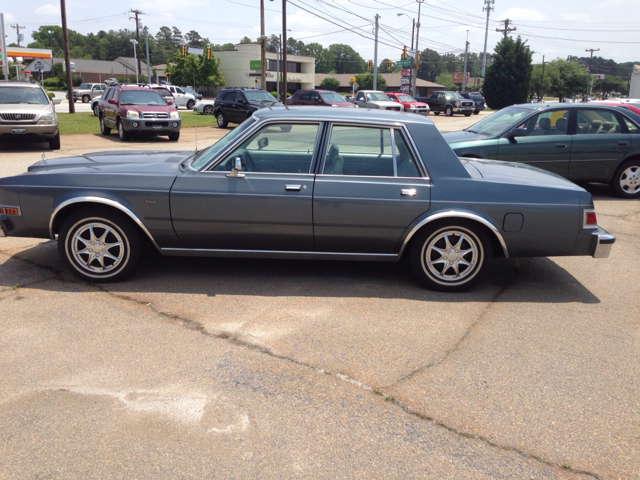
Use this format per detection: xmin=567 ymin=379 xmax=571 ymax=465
xmin=49 ymin=196 xmax=162 ymax=251
xmin=161 ymin=248 xmax=399 ymax=262
xmin=398 ymin=210 xmax=509 ymax=258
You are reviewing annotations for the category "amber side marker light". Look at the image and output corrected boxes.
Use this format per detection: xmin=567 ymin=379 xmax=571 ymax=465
xmin=0 ymin=206 xmax=20 ymax=216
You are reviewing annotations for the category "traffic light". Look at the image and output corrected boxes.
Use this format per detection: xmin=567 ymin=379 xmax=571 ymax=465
xmin=206 ymin=47 xmax=212 ymax=60
xmin=402 ymin=46 xmax=408 ymax=60
xmin=368 ymin=60 xmax=373 ymax=70
xmin=181 ymin=45 xmax=187 ymax=56
xmin=165 ymin=72 xmax=170 ymax=78
xmin=416 ymin=51 xmax=420 ymax=62
xmin=387 ymin=59 xmax=392 ymax=71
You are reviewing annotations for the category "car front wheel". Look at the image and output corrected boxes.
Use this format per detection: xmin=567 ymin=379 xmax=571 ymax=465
xmin=217 ymin=112 xmax=228 ymax=128
xmin=203 ymin=105 xmax=214 ymax=115
xmin=410 ymin=221 xmax=492 ymax=292
xmin=474 ymin=110 xmax=479 ymax=115
xmin=434 ymin=111 xmax=440 ymax=116
xmin=168 ymin=131 xmax=180 ymax=141
xmin=611 ymin=159 xmax=640 ymax=198
xmin=58 ymin=208 xmax=142 ymax=283
xmin=186 ymin=99 xmax=195 ymax=110
xmin=117 ymin=120 xmax=130 ymax=141
xmin=445 ymin=106 xmax=453 ymax=116
xmin=49 ymin=133 xmax=61 ymax=150
xmin=82 ymin=95 xmax=90 ymax=103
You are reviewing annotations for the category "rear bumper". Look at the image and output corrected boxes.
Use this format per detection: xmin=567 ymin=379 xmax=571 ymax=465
xmin=592 ymin=227 xmax=615 ymax=258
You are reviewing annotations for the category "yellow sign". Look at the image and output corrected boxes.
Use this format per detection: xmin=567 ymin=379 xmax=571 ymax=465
xmin=350 ymin=76 xmax=356 ymax=83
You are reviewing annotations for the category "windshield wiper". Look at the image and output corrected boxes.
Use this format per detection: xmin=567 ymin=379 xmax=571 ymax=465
xmin=466 ymin=129 xmax=478 ymax=134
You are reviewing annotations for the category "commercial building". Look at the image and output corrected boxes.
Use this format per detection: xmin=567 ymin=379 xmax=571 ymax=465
xmin=315 ymin=73 xmax=444 ymax=97
xmin=23 ymin=57 xmax=148 ymax=83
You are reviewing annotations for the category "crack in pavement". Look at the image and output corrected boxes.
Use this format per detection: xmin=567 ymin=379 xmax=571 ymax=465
xmin=1 ymin=254 xmax=603 ymax=479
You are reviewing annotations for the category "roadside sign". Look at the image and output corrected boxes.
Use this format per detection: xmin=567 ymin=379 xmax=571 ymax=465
xmin=452 ymin=72 xmax=469 ymax=84
xmin=593 ymin=74 xmax=605 ymax=80
xmin=400 ymin=77 xmax=410 ymax=85
xmin=396 ymin=59 xmax=411 ymax=67
xmin=401 ymin=68 xmax=408 ymax=76
xmin=250 ymin=60 xmax=262 ymax=70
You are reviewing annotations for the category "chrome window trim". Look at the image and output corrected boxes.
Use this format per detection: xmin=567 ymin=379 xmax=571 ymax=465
xmin=49 ymin=197 xmax=162 ymax=252
xmin=398 ymin=210 xmax=509 ymax=258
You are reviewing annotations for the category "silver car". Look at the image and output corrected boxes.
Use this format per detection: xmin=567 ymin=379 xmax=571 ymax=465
xmin=354 ymin=90 xmax=404 ymax=111
xmin=66 ymin=83 xmax=106 ymax=103
xmin=0 ymin=82 xmax=61 ymax=149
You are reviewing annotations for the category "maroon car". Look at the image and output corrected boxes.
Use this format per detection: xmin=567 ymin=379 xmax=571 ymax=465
xmin=97 ymin=85 xmax=181 ymax=141
xmin=289 ymin=89 xmax=357 ymax=108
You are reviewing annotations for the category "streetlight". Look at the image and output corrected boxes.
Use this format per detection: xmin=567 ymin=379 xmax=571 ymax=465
xmin=48 ymin=30 xmax=54 ymax=77
xmin=130 ymin=38 xmax=139 ymax=83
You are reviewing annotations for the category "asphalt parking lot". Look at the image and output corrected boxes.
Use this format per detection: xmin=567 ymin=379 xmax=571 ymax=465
xmin=1 ymin=115 xmax=638 ymax=479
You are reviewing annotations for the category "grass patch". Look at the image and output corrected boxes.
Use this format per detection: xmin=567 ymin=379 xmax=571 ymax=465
xmin=57 ymin=110 xmax=217 ymax=135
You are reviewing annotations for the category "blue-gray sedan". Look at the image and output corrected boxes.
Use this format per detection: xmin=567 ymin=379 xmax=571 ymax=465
xmin=0 ymin=107 xmax=614 ymax=291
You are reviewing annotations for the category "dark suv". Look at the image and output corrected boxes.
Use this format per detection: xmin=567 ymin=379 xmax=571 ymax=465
xmin=460 ymin=91 xmax=485 ymax=115
xmin=214 ymin=88 xmax=282 ymax=128
xmin=97 ymin=85 xmax=181 ymax=141
xmin=418 ymin=91 xmax=474 ymax=117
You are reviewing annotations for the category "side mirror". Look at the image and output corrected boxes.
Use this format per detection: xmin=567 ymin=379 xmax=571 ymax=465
xmin=166 ymin=99 xmax=173 ymax=105
xmin=507 ymin=128 xmax=528 ymax=140
xmin=108 ymin=98 xmax=117 ymax=105
xmin=226 ymin=157 xmax=245 ymax=178
xmin=52 ymin=98 xmax=61 ymax=105
xmin=257 ymin=137 xmax=269 ymax=150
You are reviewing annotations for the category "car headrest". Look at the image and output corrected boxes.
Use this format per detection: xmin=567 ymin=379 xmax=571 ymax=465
xmin=539 ymin=117 xmax=551 ymax=129
xmin=555 ymin=117 xmax=568 ymax=132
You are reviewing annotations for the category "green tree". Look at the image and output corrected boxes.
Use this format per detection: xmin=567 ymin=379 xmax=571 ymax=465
xmin=239 ymin=36 xmax=253 ymax=44
xmin=417 ymin=48 xmax=443 ymax=81
xmin=530 ymin=63 xmax=551 ymax=100
xmin=483 ymin=36 xmax=533 ymax=110
xmin=319 ymin=77 xmax=340 ymax=91
xmin=354 ymin=74 xmax=386 ymax=91
xmin=185 ymin=30 xmax=204 ymax=47
xmin=545 ymin=59 xmax=588 ymax=102
xmin=300 ymin=42 xmax=334 ymax=73
xmin=328 ymin=44 xmax=367 ymax=74
xmin=165 ymin=52 xmax=224 ymax=89
xmin=434 ymin=72 xmax=457 ymax=90
xmin=594 ymin=75 xmax=628 ymax=97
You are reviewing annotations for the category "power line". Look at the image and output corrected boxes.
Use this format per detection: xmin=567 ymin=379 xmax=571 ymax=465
xmin=495 ymin=19 xmax=516 ymax=39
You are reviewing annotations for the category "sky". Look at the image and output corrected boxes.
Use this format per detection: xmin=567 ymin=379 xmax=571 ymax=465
xmin=4 ymin=0 xmax=640 ymax=68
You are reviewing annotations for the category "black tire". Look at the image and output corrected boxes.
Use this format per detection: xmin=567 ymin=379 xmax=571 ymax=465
xmin=216 ymin=112 xmax=228 ymax=128
xmin=100 ymin=115 xmax=111 ymax=135
xmin=82 ymin=95 xmax=90 ymax=103
xmin=117 ymin=119 xmax=130 ymax=141
xmin=73 ymin=99 xmax=77 ymax=103
xmin=474 ymin=110 xmax=479 ymax=115
xmin=434 ymin=111 xmax=440 ymax=116
xmin=57 ymin=207 xmax=142 ymax=283
xmin=611 ymin=159 xmax=640 ymax=198
xmin=464 ymin=112 xmax=472 ymax=117
xmin=410 ymin=220 xmax=492 ymax=292
xmin=203 ymin=105 xmax=214 ymax=115
xmin=168 ymin=131 xmax=180 ymax=141
xmin=445 ymin=106 xmax=453 ymax=116
xmin=49 ymin=133 xmax=61 ymax=150
xmin=93 ymin=103 xmax=100 ymax=116
xmin=186 ymin=99 xmax=195 ymax=110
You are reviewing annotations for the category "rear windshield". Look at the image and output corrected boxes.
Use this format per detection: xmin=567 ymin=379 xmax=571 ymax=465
xmin=120 ymin=90 xmax=167 ymax=105
xmin=245 ymin=90 xmax=278 ymax=102
xmin=77 ymin=83 xmax=93 ymax=90
xmin=0 ymin=86 xmax=49 ymax=105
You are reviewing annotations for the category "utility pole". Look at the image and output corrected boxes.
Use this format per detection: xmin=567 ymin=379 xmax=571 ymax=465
xmin=129 ymin=10 xmax=144 ymax=76
xmin=496 ymin=18 xmax=516 ymax=39
xmin=413 ymin=0 xmax=424 ymax=97
xmin=462 ymin=30 xmax=469 ymax=92
xmin=373 ymin=14 xmax=379 ymax=91
xmin=11 ymin=24 xmax=25 ymax=47
xmin=60 ymin=0 xmax=74 ymax=113
xmin=144 ymin=26 xmax=151 ymax=83
xmin=277 ymin=34 xmax=281 ymax=100
xmin=260 ymin=0 xmax=266 ymax=90
xmin=539 ymin=54 xmax=545 ymax=101
xmin=409 ymin=18 xmax=415 ymax=97
xmin=481 ymin=0 xmax=494 ymax=76
xmin=282 ymin=0 xmax=287 ymax=104
xmin=585 ymin=48 xmax=600 ymax=99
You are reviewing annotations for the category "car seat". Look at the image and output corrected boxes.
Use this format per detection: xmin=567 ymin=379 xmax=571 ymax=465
xmin=555 ymin=117 xmax=568 ymax=134
xmin=324 ymin=144 xmax=344 ymax=175
xmin=538 ymin=117 xmax=551 ymax=135
xmin=588 ymin=120 xmax=603 ymax=134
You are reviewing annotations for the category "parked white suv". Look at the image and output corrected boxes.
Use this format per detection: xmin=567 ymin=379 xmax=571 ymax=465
xmin=354 ymin=90 xmax=404 ymax=111
xmin=166 ymin=86 xmax=196 ymax=109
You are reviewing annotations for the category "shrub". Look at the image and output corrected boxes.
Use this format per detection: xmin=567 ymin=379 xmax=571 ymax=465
xmin=71 ymin=75 xmax=83 ymax=86
xmin=47 ymin=92 xmax=55 ymax=100
xmin=43 ymin=77 xmax=60 ymax=88
xmin=319 ymin=77 xmax=340 ymax=91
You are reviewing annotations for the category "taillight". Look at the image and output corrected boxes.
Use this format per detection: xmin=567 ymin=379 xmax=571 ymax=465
xmin=583 ymin=209 xmax=597 ymax=228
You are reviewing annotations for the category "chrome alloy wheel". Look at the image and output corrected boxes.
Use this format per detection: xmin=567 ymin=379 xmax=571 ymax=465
xmin=68 ymin=221 xmax=127 ymax=275
xmin=619 ymin=165 xmax=640 ymax=195
xmin=421 ymin=227 xmax=482 ymax=285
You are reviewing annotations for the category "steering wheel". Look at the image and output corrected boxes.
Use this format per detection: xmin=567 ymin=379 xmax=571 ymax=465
xmin=241 ymin=151 xmax=256 ymax=172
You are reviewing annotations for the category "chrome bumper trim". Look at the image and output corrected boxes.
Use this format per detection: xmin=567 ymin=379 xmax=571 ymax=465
xmin=593 ymin=229 xmax=615 ymax=259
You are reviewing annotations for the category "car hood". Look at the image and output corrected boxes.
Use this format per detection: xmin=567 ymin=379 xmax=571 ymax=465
xmin=26 ymin=150 xmax=192 ymax=175
xmin=461 ymin=157 xmax=581 ymax=190
xmin=0 ymin=103 xmax=53 ymax=116
xmin=442 ymin=130 xmax=492 ymax=143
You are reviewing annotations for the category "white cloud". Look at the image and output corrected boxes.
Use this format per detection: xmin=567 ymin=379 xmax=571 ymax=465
xmin=499 ymin=8 xmax=544 ymax=22
xmin=35 ymin=4 xmax=60 ymax=16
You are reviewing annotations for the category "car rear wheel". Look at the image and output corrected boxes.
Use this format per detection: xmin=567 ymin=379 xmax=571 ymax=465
xmin=58 ymin=208 xmax=142 ymax=283
xmin=203 ymin=105 xmax=214 ymax=115
xmin=217 ymin=112 xmax=228 ymax=128
xmin=611 ymin=159 xmax=640 ymax=198
xmin=410 ymin=221 xmax=492 ymax=292
xmin=117 ymin=120 xmax=130 ymax=141
xmin=168 ymin=131 xmax=180 ymax=141
xmin=464 ymin=112 xmax=472 ymax=117
xmin=100 ymin=116 xmax=111 ymax=135
xmin=186 ymin=99 xmax=195 ymax=110
xmin=445 ymin=106 xmax=453 ymax=116
xmin=474 ymin=110 xmax=479 ymax=115
xmin=82 ymin=95 xmax=90 ymax=103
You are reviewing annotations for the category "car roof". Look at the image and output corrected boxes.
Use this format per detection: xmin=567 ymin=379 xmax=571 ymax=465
xmin=0 ymin=82 xmax=43 ymax=88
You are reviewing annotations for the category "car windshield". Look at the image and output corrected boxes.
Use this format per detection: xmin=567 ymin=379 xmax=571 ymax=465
xmin=244 ymin=90 xmax=278 ymax=102
xmin=78 ymin=84 xmax=93 ymax=90
xmin=120 ymin=90 xmax=167 ymax=105
xmin=0 ymin=86 xmax=49 ymax=105
xmin=319 ymin=92 xmax=344 ymax=102
xmin=396 ymin=95 xmax=415 ymax=102
xmin=366 ymin=92 xmax=390 ymax=101
xmin=191 ymin=118 xmax=257 ymax=169
xmin=465 ymin=106 xmax=533 ymax=136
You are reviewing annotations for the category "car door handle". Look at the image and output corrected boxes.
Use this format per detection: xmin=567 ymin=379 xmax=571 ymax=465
xmin=401 ymin=188 xmax=417 ymax=196
xmin=556 ymin=143 xmax=568 ymax=148
xmin=285 ymin=184 xmax=302 ymax=191
xmin=618 ymin=141 xmax=628 ymax=146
